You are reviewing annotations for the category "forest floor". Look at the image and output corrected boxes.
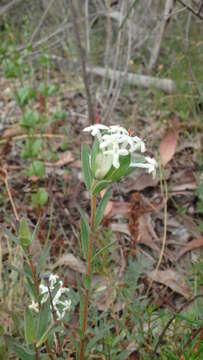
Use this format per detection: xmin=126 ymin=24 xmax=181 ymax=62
xmin=0 ymin=22 xmax=203 ymax=358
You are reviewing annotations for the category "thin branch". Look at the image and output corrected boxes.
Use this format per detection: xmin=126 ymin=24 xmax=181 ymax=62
xmin=176 ymin=0 xmax=203 ymax=20
xmin=69 ymin=0 xmax=94 ymax=124
xmin=30 ymin=0 xmax=56 ymax=43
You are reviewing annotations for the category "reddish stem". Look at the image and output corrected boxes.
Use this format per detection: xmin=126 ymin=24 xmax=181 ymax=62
xmin=79 ymin=194 xmax=96 ymax=360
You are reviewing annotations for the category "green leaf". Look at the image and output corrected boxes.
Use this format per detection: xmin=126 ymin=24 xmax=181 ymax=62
xmin=20 ymin=109 xmax=39 ymax=129
xmin=19 ymin=218 xmax=32 ymax=247
xmin=14 ymin=86 xmax=36 ymax=107
xmin=36 ymin=324 xmax=54 ymax=348
xmin=0 ymin=325 xmax=4 ymax=336
xmin=5 ymin=336 xmax=35 ymax=360
xmin=91 ymin=138 xmax=99 ymax=174
xmin=91 ymin=240 xmax=116 ymax=264
xmin=32 ymin=188 xmax=49 ymax=207
xmin=78 ymin=207 xmax=90 ymax=260
xmin=28 ymin=161 xmax=45 ymax=178
xmin=104 ymin=155 xmax=131 ymax=182
xmin=92 ymin=180 xmax=111 ymax=195
xmin=81 ymin=144 xmax=92 ymax=191
xmin=31 ymin=139 xmax=42 ymax=157
xmin=199 ymin=222 xmax=203 ymax=233
xmin=37 ymin=301 xmax=50 ymax=340
xmin=197 ymin=183 xmax=203 ymax=201
xmin=54 ymin=110 xmax=66 ymax=120
xmin=36 ymin=245 xmax=50 ymax=275
xmin=25 ymin=308 xmax=36 ymax=344
xmin=94 ymin=187 xmax=112 ymax=230
xmin=3 ymin=228 xmax=19 ymax=246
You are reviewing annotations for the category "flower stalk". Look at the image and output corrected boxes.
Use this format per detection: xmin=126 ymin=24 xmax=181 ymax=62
xmin=79 ymin=193 xmax=96 ymax=360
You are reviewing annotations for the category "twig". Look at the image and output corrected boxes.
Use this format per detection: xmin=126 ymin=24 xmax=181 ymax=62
xmin=151 ymin=294 xmax=203 ymax=359
xmin=30 ymin=0 xmax=55 ymax=43
xmin=69 ymin=0 xmax=94 ymax=124
xmin=176 ymin=0 xmax=203 ymax=20
xmin=0 ymin=133 xmax=66 ymax=144
xmin=79 ymin=194 xmax=96 ymax=360
xmin=0 ymin=168 xmax=19 ymax=222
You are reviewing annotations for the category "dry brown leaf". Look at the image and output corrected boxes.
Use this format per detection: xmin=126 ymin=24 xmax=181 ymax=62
xmin=46 ymin=151 xmax=74 ymax=167
xmin=138 ymin=215 xmax=160 ymax=253
xmin=123 ymin=171 xmax=159 ymax=191
xmin=92 ymin=274 xmax=124 ymax=312
xmin=159 ymin=128 xmax=179 ymax=166
xmin=177 ymin=237 xmax=203 ymax=260
xmin=148 ymin=269 xmax=192 ymax=299
xmin=52 ymin=253 xmax=86 ymax=273
xmin=110 ymin=222 xmax=131 ymax=235
xmin=104 ymin=201 xmax=130 ymax=218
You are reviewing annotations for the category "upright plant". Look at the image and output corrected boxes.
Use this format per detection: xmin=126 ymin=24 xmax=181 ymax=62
xmin=80 ymin=124 xmax=157 ymax=359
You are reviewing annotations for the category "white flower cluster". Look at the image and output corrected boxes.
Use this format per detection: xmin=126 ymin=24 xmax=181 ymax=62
xmin=83 ymin=124 xmax=157 ymax=178
xmin=29 ymin=274 xmax=71 ymax=320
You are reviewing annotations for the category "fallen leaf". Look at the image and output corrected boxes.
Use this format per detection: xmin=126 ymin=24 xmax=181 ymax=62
xmin=123 ymin=171 xmax=159 ymax=191
xmin=148 ymin=269 xmax=192 ymax=299
xmin=138 ymin=214 xmax=160 ymax=253
xmin=104 ymin=201 xmax=130 ymax=218
xmin=52 ymin=253 xmax=86 ymax=273
xmin=159 ymin=128 xmax=179 ymax=166
xmin=176 ymin=237 xmax=203 ymax=260
xmin=45 ymin=151 xmax=74 ymax=167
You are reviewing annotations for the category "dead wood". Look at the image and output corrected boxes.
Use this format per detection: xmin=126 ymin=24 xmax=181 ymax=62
xmin=87 ymin=65 xmax=176 ymax=93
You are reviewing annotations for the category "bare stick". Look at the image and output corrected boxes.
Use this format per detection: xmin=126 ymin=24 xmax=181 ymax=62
xmin=69 ymin=0 xmax=94 ymax=124
xmin=176 ymin=0 xmax=203 ymax=20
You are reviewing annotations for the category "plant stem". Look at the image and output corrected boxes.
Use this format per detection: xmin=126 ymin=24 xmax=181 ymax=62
xmin=28 ymin=252 xmax=55 ymax=360
xmin=79 ymin=194 xmax=96 ymax=360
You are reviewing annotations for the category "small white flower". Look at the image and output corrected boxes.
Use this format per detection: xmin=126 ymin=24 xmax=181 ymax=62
xmin=131 ymin=136 xmax=146 ymax=153
xmin=103 ymin=142 xmax=128 ymax=169
xmin=130 ymin=156 xmax=158 ymax=178
xmin=109 ymin=125 xmax=129 ymax=136
xmin=29 ymin=300 xmax=39 ymax=312
xmin=83 ymin=124 xmax=109 ymax=137
xmin=120 ymin=135 xmax=146 ymax=153
xmin=49 ymin=274 xmax=59 ymax=287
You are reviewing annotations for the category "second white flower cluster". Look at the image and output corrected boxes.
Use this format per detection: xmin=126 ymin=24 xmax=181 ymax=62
xmin=29 ymin=274 xmax=71 ymax=320
xmin=83 ymin=124 xmax=157 ymax=178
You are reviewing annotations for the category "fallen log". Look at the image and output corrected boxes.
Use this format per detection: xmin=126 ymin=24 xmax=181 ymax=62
xmin=87 ymin=66 xmax=176 ymax=93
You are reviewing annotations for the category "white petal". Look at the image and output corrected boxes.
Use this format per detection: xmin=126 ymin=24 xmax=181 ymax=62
xmin=119 ymin=149 xmax=129 ymax=156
